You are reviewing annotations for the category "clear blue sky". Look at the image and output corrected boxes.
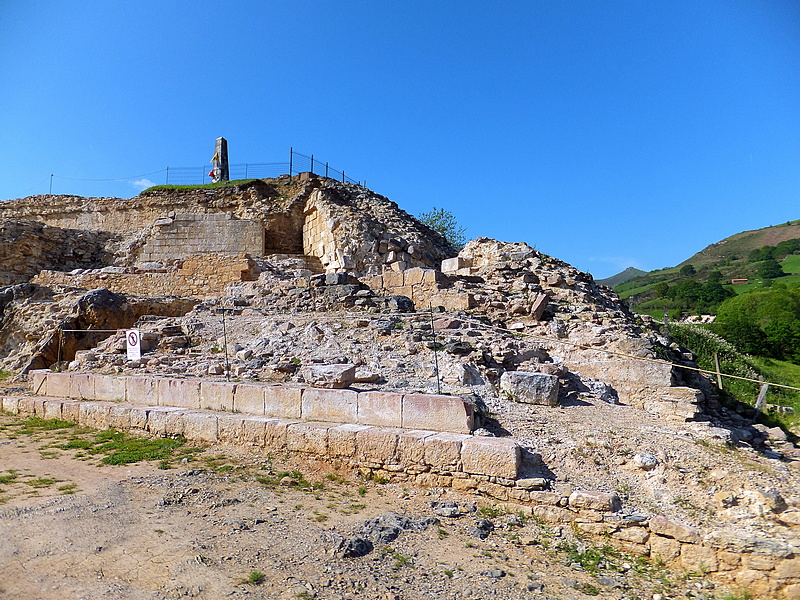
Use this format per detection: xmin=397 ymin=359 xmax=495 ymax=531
xmin=2 ymin=1 xmax=799 ymax=279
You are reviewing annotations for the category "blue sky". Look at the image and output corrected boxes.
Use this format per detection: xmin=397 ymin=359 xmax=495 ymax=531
xmin=1 ymin=1 xmax=799 ymax=279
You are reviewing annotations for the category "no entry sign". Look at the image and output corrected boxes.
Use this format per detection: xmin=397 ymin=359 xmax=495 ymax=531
xmin=126 ymin=329 xmax=141 ymax=361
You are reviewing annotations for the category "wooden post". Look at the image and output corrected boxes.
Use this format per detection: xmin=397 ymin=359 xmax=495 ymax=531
xmin=713 ymin=352 xmax=723 ymax=390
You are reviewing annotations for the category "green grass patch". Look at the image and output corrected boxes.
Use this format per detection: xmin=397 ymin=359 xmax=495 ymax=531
xmin=144 ymin=179 xmax=260 ymax=193
xmin=0 ymin=370 xmax=13 ymax=381
xmin=25 ymin=477 xmax=59 ymax=488
xmin=58 ymin=429 xmax=189 ymax=465
xmin=781 ymin=254 xmax=800 ymax=274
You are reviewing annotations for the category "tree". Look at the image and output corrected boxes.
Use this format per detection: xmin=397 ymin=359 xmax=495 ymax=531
xmin=418 ymin=207 xmax=467 ymax=249
xmin=707 ymin=270 xmax=724 ymax=284
xmin=679 ymin=264 xmax=696 ymax=277
xmin=757 ymin=259 xmax=784 ymax=280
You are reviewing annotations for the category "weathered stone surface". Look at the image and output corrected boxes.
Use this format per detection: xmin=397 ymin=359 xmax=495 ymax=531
xmin=649 ymin=515 xmax=701 ymax=543
xmin=217 ymin=414 xmax=245 ymax=443
xmin=300 ymin=363 xmax=356 ymax=389
xmin=232 ymin=383 xmax=265 ymax=415
xmin=649 ymin=534 xmax=681 ymax=562
xmin=264 ymin=385 xmax=302 ymax=418
xmin=158 ymin=378 xmax=200 ymax=409
xmin=60 ymin=400 xmax=80 ymax=423
xmin=199 ymin=381 xmax=234 ymax=411
xmin=43 ymin=399 xmax=62 ymax=420
xmin=70 ymin=373 xmax=94 ymax=399
xmin=127 ymin=376 xmax=160 ymax=406
xmin=612 ymin=527 xmax=649 ymax=544
xmin=356 ymin=427 xmax=401 ymax=461
xmin=45 ymin=372 xmax=72 ymax=398
xmin=183 ymin=411 xmax=219 ymax=442
xmin=29 ymin=369 xmax=49 ymax=395
xmin=286 ymin=422 xmax=331 ymax=454
xmin=357 ymin=391 xmax=402 ymax=428
xmin=775 ymin=557 xmax=800 ymax=579
xmin=568 ymin=490 xmax=621 ymax=512
xmin=79 ymin=402 xmax=111 ymax=429
xmin=1 ymin=396 xmax=20 ymax=414
xmin=263 ymin=418 xmax=296 ymax=448
xmin=680 ymin=544 xmax=718 ymax=572
xmin=145 ymin=406 xmax=184 ymax=436
xmin=94 ymin=374 xmax=126 ymax=402
xmin=532 ymin=505 xmax=574 ymax=523
xmin=328 ymin=423 xmax=372 ymax=457
xmin=107 ymin=403 xmax=132 ymax=429
xmin=423 ymin=433 xmax=471 ymax=468
xmin=395 ymin=429 xmax=432 ymax=464
xmin=302 ymin=388 xmax=357 ymax=423
xmin=402 ymin=394 xmax=474 ymax=433
xmin=499 ymin=371 xmax=559 ymax=406
xmin=460 ymin=436 xmax=520 ymax=479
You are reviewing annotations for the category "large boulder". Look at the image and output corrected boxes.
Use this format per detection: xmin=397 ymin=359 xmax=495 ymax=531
xmin=499 ymin=371 xmax=559 ymax=406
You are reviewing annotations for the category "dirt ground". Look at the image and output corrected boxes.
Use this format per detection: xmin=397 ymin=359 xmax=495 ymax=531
xmin=0 ymin=413 xmax=746 ymax=600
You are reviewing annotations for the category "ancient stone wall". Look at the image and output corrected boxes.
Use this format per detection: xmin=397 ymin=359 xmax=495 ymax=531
xmin=33 ymin=254 xmax=258 ymax=299
xmin=137 ymin=213 xmax=263 ymax=264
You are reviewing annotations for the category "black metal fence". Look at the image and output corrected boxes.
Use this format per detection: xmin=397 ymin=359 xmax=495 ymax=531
xmin=164 ymin=149 xmax=363 ymax=186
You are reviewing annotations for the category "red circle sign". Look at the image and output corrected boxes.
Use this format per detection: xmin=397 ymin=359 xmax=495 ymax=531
xmin=127 ymin=331 xmax=139 ymax=346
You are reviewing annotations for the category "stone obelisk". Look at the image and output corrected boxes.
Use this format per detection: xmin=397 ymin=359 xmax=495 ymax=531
xmin=210 ymin=137 xmax=229 ymax=183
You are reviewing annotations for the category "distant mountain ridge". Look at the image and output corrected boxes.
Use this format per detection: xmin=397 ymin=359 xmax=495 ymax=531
xmin=596 ymin=267 xmax=647 ymax=287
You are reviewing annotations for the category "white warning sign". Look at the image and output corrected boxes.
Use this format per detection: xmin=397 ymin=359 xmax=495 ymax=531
xmin=126 ymin=329 xmax=141 ymax=361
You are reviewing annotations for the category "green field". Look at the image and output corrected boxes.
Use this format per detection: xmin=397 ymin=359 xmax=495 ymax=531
xmin=781 ymin=254 xmax=800 ymax=274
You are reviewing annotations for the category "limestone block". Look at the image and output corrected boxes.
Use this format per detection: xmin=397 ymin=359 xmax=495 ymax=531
xmin=43 ymin=399 xmax=62 ymax=420
xmin=61 ymin=400 xmax=81 ymax=423
xmin=1 ymin=396 xmax=19 ymax=414
xmin=356 ymin=427 xmax=401 ymax=462
xmin=775 ymin=557 xmax=800 ymax=579
xmin=742 ymin=554 xmax=777 ymax=571
xmin=302 ymin=388 xmax=357 ymax=423
xmin=233 ymin=383 xmax=266 ymax=415
xmin=32 ymin=398 xmax=46 ymax=415
xmin=146 ymin=407 xmax=184 ymax=436
xmin=680 ymin=544 xmax=718 ymax=572
xmin=648 ymin=515 xmax=701 ymax=543
xmin=576 ymin=522 xmax=615 ymax=535
xmin=528 ymin=491 xmax=563 ymax=506
xmin=612 ymin=527 xmax=650 ymax=545
xmin=649 ymin=534 xmax=681 ymax=563
xmin=108 ymin=404 xmax=132 ymax=430
xmin=532 ymin=505 xmax=574 ymax=523
xmin=127 ymin=376 xmax=160 ymax=406
xmin=500 ymin=371 xmax=559 ymax=406
xmin=395 ymin=429 xmax=433 ymax=464
xmin=263 ymin=385 xmax=302 ymax=418
xmin=383 ymin=270 xmax=404 ymax=288
xmin=441 ymin=257 xmax=471 ymax=274
xmin=159 ymin=378 xmax=201 ymax=409
xmin=17 ymin=397 xmax=34 ymax=415
xmin=328 ymin=423 xmax=372 ymax=457
xmin=94 ymin=375 xmax=126 ymax=402
xmin=286 ymin=422 xmax=331 ymax=454
xmin=460 ymin=436 xmax=521 ymax=479
xmin=402 ymin=394 xmax=474 ymax=433
xmin=357 ymin=391 xmax=402 ymax=427
xmin=783 ymin=584 xmax=800 ymax=600
xmin=129 ymin=407 xmax=149 ymax=430
xmin=70 ymin=374 xmax=94 ymax=400
xmin=403 ymin=267 xmax=426 ymax=286
xmin=263 ymin=418 xmax=297 ymax=449
xmin=30 ymin=370 xmax=50 ymax=395
xmin=530 ymin=293 xmax=549 ymax=320
xmin=217 ymin=414 xmax=244 ymax=443
xmin=568 ymin=490 xmax=621 ymax=512
xmin=79 ymin=402 xmax=111 ymax=429
xmin=429 ymin=292 xmax=475 ymax=311
xmin=183 ymin=412 xmax=219 ymax=442
xmin=421 ymin=269 xmax=447 ymax=285
xmin=163 ymin=410 xmax=186 ymax=436
xmin=46 ymin=372 xmax=72 ymax=398
xmin=611 ymin=540 xmax=650 ymax=556
xmin=236 ymin=416 xmax=270 ymax=446
xmin=423 ymin=433 xmax=471 ymax=468
xmin=300 ymin=364 xmax=356 ymax=389
xmin=200 ymin=381 xmax=235 ymax=411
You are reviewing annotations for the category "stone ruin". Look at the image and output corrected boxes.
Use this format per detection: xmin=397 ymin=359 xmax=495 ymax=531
xmin=1 ymin=175 xmax=799 ymax=598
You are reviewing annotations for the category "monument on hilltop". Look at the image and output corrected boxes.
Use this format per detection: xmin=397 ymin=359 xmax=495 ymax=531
xmin=209 ymin=137 xmax=229 ymax=183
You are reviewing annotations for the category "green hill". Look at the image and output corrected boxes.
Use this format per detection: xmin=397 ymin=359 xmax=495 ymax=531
xmin=596 ymin=267 xmax=647 ymax=287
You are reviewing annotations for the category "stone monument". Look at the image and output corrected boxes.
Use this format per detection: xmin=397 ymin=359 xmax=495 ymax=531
xmin=209 ymin=137 xmax=230 ymax=183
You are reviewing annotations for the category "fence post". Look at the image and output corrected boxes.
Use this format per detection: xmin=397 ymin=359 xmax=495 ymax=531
xmin=245 ymin=163 xmax=248 ymax=178
xmin=342 ymin=170 xmax=345 ymax=183
xmin=311 ymin=154 xmax=314 ymax=174
xmin=429 ymin=303 xmax=441 ymax=394
xmin=753 ymin=383 xmax=769 ymax=422
xmin=165 ymin=166 xmax=169 ymax=185
xmin=289 ymin=147 xmax=293 ymax=179
xmin=325 ymin=162 xmax=329 ymax=177
xmin=713 ymin=352 xmax=723 ymax=390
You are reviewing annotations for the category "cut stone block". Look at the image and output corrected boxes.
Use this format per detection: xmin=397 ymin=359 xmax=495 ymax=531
xmin=328 ymin=423 xmax=372 ymax=457
xmin=568 ymin=490 xmax=621 ymax=512
xmin=217 ymin=414 xmax=245 ymax=443
xmin=233 ymin=383 xmax=266 ymax=415
xmin=108 ymin=404 xmax=133 ymax=429
xmin=357 ymin=391 xmax=402 ymax=427
xmin=461 ymin=436 xmax=521 ymax=479
xmin=29 ymin=370 xmax=50 ymax=395
xmin=127 ymin=376 xmax=160 ymax=406
xmin=32 ymin=397 xmax=46 ymax=415
xmin=423 ymin=433 xmax=471 ymax=468
xmin=1 ymin=396 xmax=20 ymax=414
xmin=159 ymin=378 xmax=201 ymax=409
xmin=164 ymin=410 xmax=187 ymax=436
xmin=17 ymin=397 xmax=34 ymax=415
xmin=94 ymin=374 xmax=127 ymax=402
xmin=199 ymin=381 xmax=235 ymax=411
xmin=300 ymin=364 xmax=356 ymax=389
xmin=263 ymin=418 xmax=297 ymax=449
xmin=402 ymin=394 xmax=474 ymax=433
xmin=264 ymin=385 xmax=302 ymax=418
xmin=441 ymin=257 xmax=472 ymax=274
xmin=649 ymin=515 xmax=701 ymax=543
xmin=286 ymin=422 xmax=331 ymax=454
xmin=183 ymin=412 xmax=219 ymax=442
xmin=356 ymin=427 xmax=401 ymax=462
xmin=45 ymin=372 xmax=72 ymax=398
xmin=146 ymin=406 xmax=185 ymax=436
xmin=499 ymin=371 xmax=559 ymax=406
xmin=129 ymin=406 xmax=150 ymax=430
xmin=43 ymin=399 xmax=62 ymax=420
xmin=70 ymin=374 xmax=94 ymax=400
xmin=79 ymin=402 xmax=111 ymax=429
xmin=302 ymin=388 xmax=357 ymax=423
xmin=395 ymin=429 xmax=433 ymax=464
xmin=61 ymin=400 xmax=81 ymax=423
xmin=680 ymin=544 xmax=718 ymax=572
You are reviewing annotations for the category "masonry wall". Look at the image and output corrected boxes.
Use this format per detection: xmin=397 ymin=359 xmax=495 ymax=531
xmin=33 ymin=254 xmax=258 ymax=299
xmin=139 ymin=213 xmax=263 ymax=264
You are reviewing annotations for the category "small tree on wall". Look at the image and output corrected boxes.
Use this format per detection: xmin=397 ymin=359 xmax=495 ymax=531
xmin=418 ymin=207 xmax=467 ymax=250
